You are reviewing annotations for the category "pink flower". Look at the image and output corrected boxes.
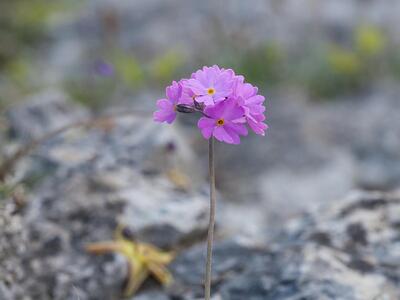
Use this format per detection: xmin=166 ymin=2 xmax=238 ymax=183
xmin=234 ymin=81 xmax=268 ymax=136
xmin=153 ymin=65 xmax=268 ymax=143
xmin=179 ymin=79 xmax=198 ymax=105
xmin=186 ymin=65 xmax=234 ymax=106
xmin=153 ymin=81 xmax=183 ymax=124
xmin=197 ymin=99 xmax=248 ymax=144
xmin=247 ymin=113 xmax=268 ymax=136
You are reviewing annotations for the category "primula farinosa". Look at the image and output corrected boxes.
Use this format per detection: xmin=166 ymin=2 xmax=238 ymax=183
xmin=153 ymin=65 xmax=268 ymax=300
xmin=153 ymin=81 xmax=182 ymax=124
xmin=186 ymin=65 xmax=235 ymax=105
xmin=153 ymin=65 xmax=268 ymax=144
xmin=198 ymin=99 xmax=248 ymax=144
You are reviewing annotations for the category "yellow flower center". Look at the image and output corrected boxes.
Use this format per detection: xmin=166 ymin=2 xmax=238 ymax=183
xmin=207 ymin=88 xmax=216 ymax=95
xmin=216 ymin=118 xmax=225 ymax=126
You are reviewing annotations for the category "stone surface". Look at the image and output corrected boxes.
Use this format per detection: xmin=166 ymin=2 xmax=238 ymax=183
xmin=3 ymin=115 xmax=400 ymax=300
xmin=166 ymin=190 xmax=400 ymax=300
xmin=2 ymin=1 xmax=400 ymax=298
xmin=6 ymin=89 xmax=90 ymax=140
xmin=1 ymin=101 xmax=208 ymax=299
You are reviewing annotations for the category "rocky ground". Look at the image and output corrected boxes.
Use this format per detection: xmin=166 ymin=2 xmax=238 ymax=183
xmin=38 ymin=0 xmax=400 ymax=239
xmin=1 ymin=95 xmax=400 ymax=299
xmin=2 ymin=0 xmax=400 ymax=299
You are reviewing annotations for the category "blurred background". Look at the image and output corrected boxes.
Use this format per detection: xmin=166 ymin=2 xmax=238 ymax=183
xmin=1 ymin=1 xmax=400 ymax=299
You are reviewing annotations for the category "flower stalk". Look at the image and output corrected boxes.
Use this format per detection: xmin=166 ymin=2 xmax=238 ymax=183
xmin=205 ymin=137 xmax=216 ymax=300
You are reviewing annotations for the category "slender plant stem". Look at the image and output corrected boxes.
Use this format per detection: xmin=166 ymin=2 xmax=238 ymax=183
xmin=205 ymin=138 xmax=216 ymax=300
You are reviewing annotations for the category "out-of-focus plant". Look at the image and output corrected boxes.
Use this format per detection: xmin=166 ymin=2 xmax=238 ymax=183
xmin=65 ymin=50 xmax=145 ymax=110
xmin=65 ymin=68 xmax=117 ymax=111
xmin=301 ymin=45 xmax=364 ymax=99
xmin=328 ymin=46 xmax=361 ymax=75
xmin=0 ymin=0 xmax=74 ymax=112
xmin=298 ymin=24 xmax=388 ymax=100
xmin=355 ymin=25 xmax=386 ymax=57
xmin=150 ymin=50 xmax=185 ymax=85
xmin=112 ymin=51 xmax=144 ymax=88
xmin=3 ymin=58 xmax=37 ymax=94
xmin=0 ymin=183 xmax=16 ymax=200
xmin=235 ymin=44 xmax=285 ymax=87
xmin=0 ymin=0 xmax=58 ymax=68
xmin=390 ymin=50 xmax=400 ymax=80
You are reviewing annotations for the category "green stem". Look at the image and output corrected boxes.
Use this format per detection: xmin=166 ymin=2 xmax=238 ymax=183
xmin=205 ymin=138 xmax=216 ymax=300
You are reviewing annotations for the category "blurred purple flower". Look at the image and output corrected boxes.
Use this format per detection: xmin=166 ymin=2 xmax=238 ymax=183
xmin=94 ymin=60 xmax=114 ymax=77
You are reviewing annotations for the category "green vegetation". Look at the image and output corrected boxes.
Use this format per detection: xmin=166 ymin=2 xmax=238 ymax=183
xmin=216 ymin=24 xmax=397 ymax=100
xmin=235 ymin=44 xmax=285 ymax=87
xmin=66 ymin=49 xmax=187 ymax=110
xmin=0 ymin=0 xmax=73 ymax=111
xmin=150 ymin=50 xmax=185 ymax=85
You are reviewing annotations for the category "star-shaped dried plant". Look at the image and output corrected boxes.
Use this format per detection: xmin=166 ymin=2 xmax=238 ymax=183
xmin=85 ymin=225 xmax=174 ymax=297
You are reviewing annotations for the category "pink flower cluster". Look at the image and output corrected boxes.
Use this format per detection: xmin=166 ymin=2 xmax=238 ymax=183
xmin=153 ymin=65 xmax=268 ymax=144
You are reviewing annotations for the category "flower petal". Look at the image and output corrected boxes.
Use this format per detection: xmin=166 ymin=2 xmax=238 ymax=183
xmin=196 ymin=95 xmax=214 ymax=106
xmin=166 ymin=81 xmax=182 ymax=102
xmin=224 ymin=126 xmax=241 ymax=144
xmin=226 ymin=122 xmax=248 ymax=136
xmin=153 ymin=110 xmax=176 ymax=124
xmin=186 ymin=79 xmax=206 ymax=95
xmin=198 ymin=117 xmax=215 ymax=139
xmin=156 ymin=98 xmax=173 ymax=109
xmin=213 ymin=126 xmax=234 ymax=144
xmin=248 ymin=118 xmax=268 ymax=136
xmin=221 ymin=99 xmax=244 ymax=120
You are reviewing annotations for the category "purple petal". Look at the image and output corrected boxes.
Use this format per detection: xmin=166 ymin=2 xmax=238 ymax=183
xmin=246 ymin=95 xmax=265 ymax=105
xmin=198 ymin=117 xmax=215 ymax=129
xmin=248 ymin=117 xmax=268 ymax=136
xmin=166 ymin=81 xmax=182 ymax=103
xmin=204 ymin=102 xmax=223 ymax=119
xmin=154 ymin=98 xmax=176 ymax=123
xmin=196 ymin=95 xmax=214 ymax=106
xmin=198 ymin=117 xmax=215 ymax=139
xmin=156 ymin=98 xmax=173 ymax=109
xmin=221 ymin=99 xmax=245 ymax=120
xmin=153 ymin=110 xmax=176 ymax=124
xmin=223 ymin=126 xmax=241 ymax=144
xmin=226 ymin=122 xmax=248 ymax=136
xmin=186 ymin=79 xmax=206 ymax=95
xmin=213 ymin=126 xmax=234 ymax=144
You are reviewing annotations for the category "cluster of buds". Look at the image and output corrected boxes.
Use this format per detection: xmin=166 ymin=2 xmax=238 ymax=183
xmin=153 ymin=65 xmax=267 ymax=144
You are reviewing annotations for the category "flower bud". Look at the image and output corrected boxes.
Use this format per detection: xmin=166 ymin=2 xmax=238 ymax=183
xmin=176 ymin=104 xmax=195 ymax=113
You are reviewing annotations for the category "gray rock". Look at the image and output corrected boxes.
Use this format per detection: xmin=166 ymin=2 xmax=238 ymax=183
xmin=1 ymin=114 xmax=208 ymax=300
xmin=170 ymin=240 xmax=271 ymax=299
xmin=167 ymin=191 xmax=400 ymax=300
xmin=6 ymin=89 xmax=89 ymax=140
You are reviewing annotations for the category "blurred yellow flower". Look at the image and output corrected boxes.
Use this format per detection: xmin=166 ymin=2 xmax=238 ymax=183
xmin=355 ymin=25 xmax=386 ymax=57
xmin=327 ymin=47 xmax=361 ymax=75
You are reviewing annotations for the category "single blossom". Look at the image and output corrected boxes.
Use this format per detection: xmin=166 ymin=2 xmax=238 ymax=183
xmin=153 ymin=81 xmax=182 ymax=124
xmin=186 ymin=65 xmax=234 ymax=106
xmin=234 ymin=81 xmax=268 ymax=136
xmin=197 ymin=99 xmax=248 ymax=144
